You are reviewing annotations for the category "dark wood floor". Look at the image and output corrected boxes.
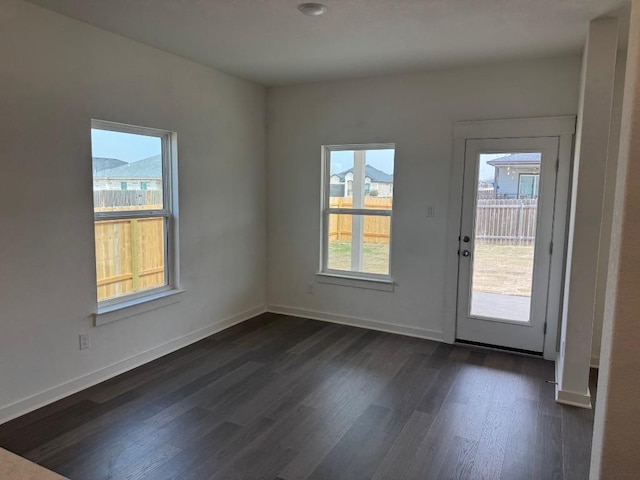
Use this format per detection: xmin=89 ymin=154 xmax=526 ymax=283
xmin=0 ymin=313 xmax=595 ymax=480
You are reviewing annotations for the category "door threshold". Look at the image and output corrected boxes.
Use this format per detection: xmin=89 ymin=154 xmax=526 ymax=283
xmin=455 ymin=339 xmax=543 ymax=357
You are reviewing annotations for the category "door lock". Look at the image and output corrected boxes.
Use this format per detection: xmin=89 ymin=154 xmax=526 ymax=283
xmin=461 ymin=250 xmax=471 ymax=257
xmin=462 ymin=235 xmax=470 ymax=243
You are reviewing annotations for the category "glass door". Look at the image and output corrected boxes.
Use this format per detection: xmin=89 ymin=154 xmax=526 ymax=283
xmin=456 ymin=137 xmax=559 ymax=352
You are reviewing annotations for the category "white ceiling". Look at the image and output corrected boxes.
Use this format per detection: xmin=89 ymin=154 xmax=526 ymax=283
xmin=28 ymin=0 xmax=629 ymax=86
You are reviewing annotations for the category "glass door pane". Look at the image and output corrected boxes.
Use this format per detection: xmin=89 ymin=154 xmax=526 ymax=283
xmin=469 ymin=152 xmax=541 ymax=322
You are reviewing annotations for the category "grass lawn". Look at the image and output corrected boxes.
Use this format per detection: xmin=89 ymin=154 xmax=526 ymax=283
xmin=472 ymin=244 xmax=534 ymax=296
xmin=328 ymin=241 xmax=390 ymax=275
xmin=328 ymin=241 xmax=534 ymax=296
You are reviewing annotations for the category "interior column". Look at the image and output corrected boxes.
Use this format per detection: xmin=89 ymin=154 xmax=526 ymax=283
xmin=556 ymin=16 xmax=618 ymax=408
xmin=590 ymin=1 xmax=640 ymax=477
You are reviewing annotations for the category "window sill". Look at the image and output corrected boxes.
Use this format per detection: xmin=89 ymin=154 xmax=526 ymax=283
xmin=94 ymin=289 xmax=185 ymax=326
xmin=316 ymin=273 xmax=395 ymax=292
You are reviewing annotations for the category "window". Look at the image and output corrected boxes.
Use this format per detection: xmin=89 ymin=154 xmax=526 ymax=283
xmin=91 ymin=120 xmax=178 ymax=307
xmin=321 ymin=144 xmax=395 ymax=280
xmin=519 ymin=174 xmax=540 ymax=199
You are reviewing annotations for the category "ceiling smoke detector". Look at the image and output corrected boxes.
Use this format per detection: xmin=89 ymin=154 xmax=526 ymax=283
xmin=298 ymin=3 xmax=328 ymax=16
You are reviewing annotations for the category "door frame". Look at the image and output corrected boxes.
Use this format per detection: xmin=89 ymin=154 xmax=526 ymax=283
xmin=443 ymin=116 xmax=576 ymax=360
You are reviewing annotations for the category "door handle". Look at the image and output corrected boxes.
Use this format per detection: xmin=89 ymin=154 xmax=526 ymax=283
xmin=461 ymin=250 xmax=471 ymax=257
xmin=462 ymin=235 xmax=470 ymax=243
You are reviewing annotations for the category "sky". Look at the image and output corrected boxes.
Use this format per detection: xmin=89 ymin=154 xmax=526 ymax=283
xmin=478 ymin=153 xmax=506 ymax=182
xmin=91 ymin=129 xmax=160 ymax=163
xmin=330 ymin=149 xmax=395 ymax=175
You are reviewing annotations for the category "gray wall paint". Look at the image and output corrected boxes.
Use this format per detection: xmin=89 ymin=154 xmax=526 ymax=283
xmin=0 ymin=0 xmax=266 ymax=422
xmin=266 ymin=58 xmax=582 ymax=338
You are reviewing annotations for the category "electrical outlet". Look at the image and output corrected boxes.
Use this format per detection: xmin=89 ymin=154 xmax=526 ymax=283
xmin=79 ymin=333 xmax=90 ymax=350
xmin=307 ymin=283 xmax=314 ymax=294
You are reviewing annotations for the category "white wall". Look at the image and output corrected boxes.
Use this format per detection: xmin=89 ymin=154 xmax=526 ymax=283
xmin=0 ymin=0 xmax=266 ymax=423
xmin=266 ymin=57 xmax=581 ymax=338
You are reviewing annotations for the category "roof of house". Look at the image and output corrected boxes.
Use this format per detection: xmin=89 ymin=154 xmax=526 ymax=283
xmin=92 ymin=157 xmax=127 ymax=174
xmin=333 ymin=165 xmax=394 ymax=183
xmin=94 ymin=155 xmax=162 ymax=179
xmin=487 ymin=152 xmax=541 ymax=167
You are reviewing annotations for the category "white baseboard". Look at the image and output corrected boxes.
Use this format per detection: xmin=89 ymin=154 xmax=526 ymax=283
xmin=554 ymin=358 xmax=593 ymax=409
xmin=555 ymin=386 xmax=593 ymax=409
xmin=267 ymin=304 xmax=443 ymax=342
xmin=0 ymin=304 xmax=267 ymax=426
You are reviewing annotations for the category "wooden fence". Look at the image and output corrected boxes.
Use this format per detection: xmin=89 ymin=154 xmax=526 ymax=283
xmin=94 ymin=190 xmax=162 ymax=209
xmin=328 ymin=197 xmax=538 ymax=246
xmin=94 ymin=201 xmax=165 ymax=301
xmin=475 ymin=199 xmax=538 ymax=245
xmin=329 ymin=197 xmax=392 ymax=244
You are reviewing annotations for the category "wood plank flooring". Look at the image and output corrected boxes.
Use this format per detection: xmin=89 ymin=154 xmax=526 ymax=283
xmin=0 ymin=313 xmax=595 ymax=479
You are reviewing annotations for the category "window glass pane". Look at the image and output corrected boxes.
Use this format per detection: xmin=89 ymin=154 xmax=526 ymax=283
xmin=329 ymin=151 xmax=354 ymax=200
xmin=91 ymin=129 xmax=163 ymax=212
xmin=94 ymin=217 xmax=166 ymax=301
xmin=327 ymin=214 xmax=391 ymax=275
xmin=364 ymin=149 xmax=394 ymax=207
xmin=328 ymin=148 xmax=395 ymax=209
xmin=518 ymin=174 xmax=539 ymax=199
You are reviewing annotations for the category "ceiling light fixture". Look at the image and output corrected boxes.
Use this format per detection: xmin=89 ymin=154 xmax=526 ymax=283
xmin=298 ymin=3 xmax=328 ymax=16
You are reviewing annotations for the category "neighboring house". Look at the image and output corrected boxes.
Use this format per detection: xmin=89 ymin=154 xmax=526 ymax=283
xmin=330 ymin=164 xmax=394 ymax=197
xmin=93 ymin=154 xmax=163 ymax=191
xmin=92 ymin=157 xmax=127 ymax=174
xmin=487 ymin=152 xmax=541 ymax=199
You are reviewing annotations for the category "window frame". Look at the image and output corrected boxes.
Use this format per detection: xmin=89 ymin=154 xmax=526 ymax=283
xmin=319 ymin=143 xmax=395 ymax=283
xmin=91 ymin=119 xmax=180 ymax=311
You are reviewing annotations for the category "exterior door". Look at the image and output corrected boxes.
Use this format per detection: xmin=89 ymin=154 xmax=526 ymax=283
xmin=456 ymin=137 xmax=559 ymax=353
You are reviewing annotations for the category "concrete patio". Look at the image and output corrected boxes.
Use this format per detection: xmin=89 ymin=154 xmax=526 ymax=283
xmin=471 ymin=291 xmax=531 ymax=322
